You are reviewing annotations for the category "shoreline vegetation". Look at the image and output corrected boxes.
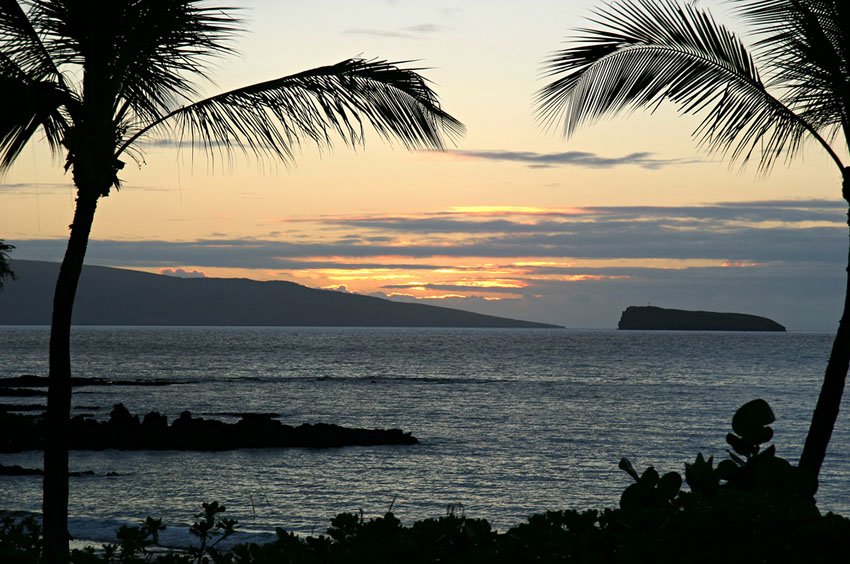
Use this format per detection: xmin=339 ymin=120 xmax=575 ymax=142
xmin=1 ymin=400 xmax=848 ymax=563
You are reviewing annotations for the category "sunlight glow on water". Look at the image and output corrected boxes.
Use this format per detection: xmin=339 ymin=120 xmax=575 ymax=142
xmin=1 ymin=327 xmax=847 ymax=543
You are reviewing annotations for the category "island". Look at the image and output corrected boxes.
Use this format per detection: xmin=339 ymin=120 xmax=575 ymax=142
xmin=0 ymin=260 xmax=560 ymax=328
xmin=617 ymin=306 xmax=786 ymax=332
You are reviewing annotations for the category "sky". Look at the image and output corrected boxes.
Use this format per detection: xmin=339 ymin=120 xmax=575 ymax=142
xmin=1 ymin=0 xmax=848 ymax=330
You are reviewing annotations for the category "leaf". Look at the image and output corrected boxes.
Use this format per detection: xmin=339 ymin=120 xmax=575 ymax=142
xmin=619 ymin=457 xmax=640 ymax=481
xmin=536 ymin=0 xmax=844 ymax=173
xmin=685 ymin=453 xmax=718 ymax=495
xmin=657 ymin=471 xmax=683 ymax=501
xmin=716 ymin=459 xmax=738 ymax=481
xmin=639 ymin=466 xmax=659 ymax=487
xmin=731 ymin=399 xmax=776 ymax=441
xmin=619 ymin=483 xmax=646 ymax=511
xmin=123 ymin=58 xmax=464 ymax=164
xmin=726 ymin=432 xmax=755 ymax=457
xmin=727 ymin=450 xmax=746 ymax=466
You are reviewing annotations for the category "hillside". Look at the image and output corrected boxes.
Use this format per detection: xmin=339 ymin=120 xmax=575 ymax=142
xmin=0 ymin=260 xmax=559 ymax=328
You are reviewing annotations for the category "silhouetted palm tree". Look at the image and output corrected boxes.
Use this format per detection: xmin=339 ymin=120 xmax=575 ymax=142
xmin=0 ymin=240 xmax=14 ymax=288
xmin=538 ymin=0 xmax=848 ymax=479
xmin=0 ymin=1 xmax=462 ymax=561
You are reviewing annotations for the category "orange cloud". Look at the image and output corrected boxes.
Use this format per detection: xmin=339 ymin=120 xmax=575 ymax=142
xmin=721 ymin=261 xmax=761 ymax=268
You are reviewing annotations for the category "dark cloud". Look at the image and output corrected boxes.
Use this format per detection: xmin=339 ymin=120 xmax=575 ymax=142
xmin=8 ymin=217 xmax=845 ymax=267
xmin=583 ymin=201 xmax=845 ymax=223
xmin=325 ymin=200 xmax=845 ymax=236
xmin=302 ymin=200 xmax=846 ymax=263
xmin=343 ymin=23 xmax=446 ymax=39
xmin=405 ymin=23 xmax=446 ymax=33
xmin=448 ymin=149 xmax=702 ymax=169
xmin=0 ymin=182 xmax=72 ymax=193
xmin=8 ymin=199 xmax=847 ymax=329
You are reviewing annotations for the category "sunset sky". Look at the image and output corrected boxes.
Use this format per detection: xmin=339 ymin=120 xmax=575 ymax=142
xmin=2 ymin=0 xmax=848 ymax=329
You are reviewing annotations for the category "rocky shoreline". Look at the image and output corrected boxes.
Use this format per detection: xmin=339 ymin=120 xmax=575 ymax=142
xmin=0 ymin=403 xmax=418 ymax=453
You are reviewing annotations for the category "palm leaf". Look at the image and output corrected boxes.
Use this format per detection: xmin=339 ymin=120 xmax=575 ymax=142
xmin=0 ymin=0 xmax=63 ymax=81
xmin=33 ymin=0 xmax=239 ymax=125
xmin=0 ymin=71 xmax=71 ymax=170
xmin=0 ymin=239 xmax=14 ymax=289
xmin=119 ymin=58 xmax=464 ymax=163
xmin=536 ymin=0 xmax=843 ymax=172
xmin=0 ymin=0 xmax=72 ymax=168
xmin=731 ymin=0 xmax=848 ymax=138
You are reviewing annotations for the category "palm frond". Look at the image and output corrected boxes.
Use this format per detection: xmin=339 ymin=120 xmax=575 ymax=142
xmin=0 ymin=0 xmax=63 ymax=81
xmin=0 ymin=239 xmax=15 ymax=289
xmin=0 ymin=0 xmax=71 ymax=168
xmin=33 ymin=0 xmax=238 ymax=124
xmin=111 ymin=1 xmax=239 ymax=124
xmin=731 ymin=0 xmax=848 ymax=138
xmin=119 ymin=58 xmax=464 ymax=164
xmin=537 ymin=0 xmax=843 ymax=172
xmin=0 ymin=56 xmax=71 ymax=171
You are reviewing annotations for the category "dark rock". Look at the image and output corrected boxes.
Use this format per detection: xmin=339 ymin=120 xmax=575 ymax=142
xmin=0 ymin=404 xmax=418 ymax=452
xmin=141 ymin=411 xmax=168 ymax=430
xmin=0 ymin=464 xmax=42 ymax=476
xmin=109 ymin=403 xmax=140 ymax=427
xmin=618 ymin=306 xmax=786 ymax=332
xmin=0 ymin=375 xmax=44 ymax=388
xmin=0 ymin=464 xmax=108 ymax=477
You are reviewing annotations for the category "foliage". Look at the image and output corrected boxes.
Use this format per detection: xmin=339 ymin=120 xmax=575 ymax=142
xmin=0 ymin=516 xmax=41 ymax=564
xmin=2 ymin=400 xmax=848 ymax=563
xmin=0 ymin=240 xmax=15 ymax=289
xmin=536 ymin=0 xmax=847 ymax=173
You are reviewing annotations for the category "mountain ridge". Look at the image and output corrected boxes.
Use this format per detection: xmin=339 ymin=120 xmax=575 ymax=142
xmin=0 ymin=260 xmax=561 ymax=328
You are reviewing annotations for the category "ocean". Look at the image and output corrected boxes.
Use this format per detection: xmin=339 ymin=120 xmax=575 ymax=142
xmin=1 ymin=327 xmax=848 ymax=546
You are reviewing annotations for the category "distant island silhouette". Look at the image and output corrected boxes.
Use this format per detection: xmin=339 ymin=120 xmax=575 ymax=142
xmin=0 ymin=260 xmax=560 ymax=328
xmin=618 ymin=306 xmax=785 ymax=332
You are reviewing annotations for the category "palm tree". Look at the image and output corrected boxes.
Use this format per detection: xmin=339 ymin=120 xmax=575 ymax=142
xmin=0 ymin=240 xmax=14 ymax=288
xmin=0 ymin=1 xmax=462 ymax=561
xmin=537 ymin=0 xmax=848 ymax=480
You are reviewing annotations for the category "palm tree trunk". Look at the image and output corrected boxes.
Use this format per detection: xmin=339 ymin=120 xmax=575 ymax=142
xmin=799 ymin=168 xmax=850 ymax=477
xmin=43 ymin=190 xmax=99 ymax=564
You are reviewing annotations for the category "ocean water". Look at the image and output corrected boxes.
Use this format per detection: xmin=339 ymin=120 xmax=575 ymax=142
xmin=1 ymin=327 xmax=848 ymax=546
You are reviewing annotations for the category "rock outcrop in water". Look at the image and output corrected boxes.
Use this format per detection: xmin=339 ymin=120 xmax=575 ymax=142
xmin=618 ymin=306 xmax=785 ymax=331
xmin=0 ymin=404 xmax=418 ymax=453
